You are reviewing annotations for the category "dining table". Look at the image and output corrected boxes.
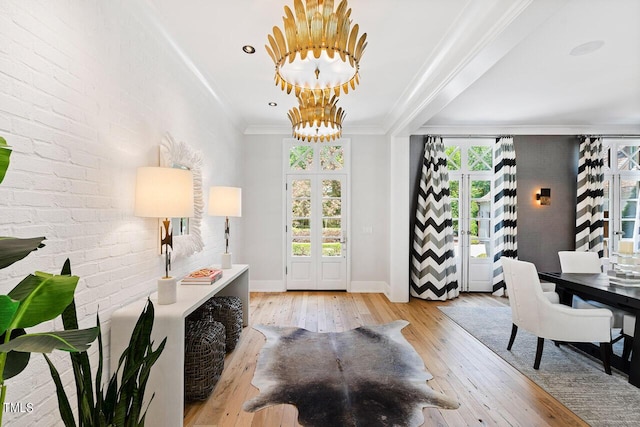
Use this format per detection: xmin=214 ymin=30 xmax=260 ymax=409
xmin=538 ymin=271 xmax=640 ymax=387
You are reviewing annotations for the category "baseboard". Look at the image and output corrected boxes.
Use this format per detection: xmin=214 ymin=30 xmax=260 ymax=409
xmin=250 ymin=280 xmax=286 ymax=292
xmin=349 ymin=281 xmax=388 ymax=293
xmin=251 ymin=280 xmax=388 ymax=293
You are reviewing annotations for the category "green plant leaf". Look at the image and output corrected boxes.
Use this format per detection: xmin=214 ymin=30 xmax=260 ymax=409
xmin=0 ymin=327 xmax=99 ymax=353
xmin=0 ymin=295 xmax=19 ymax=335
xmin=9 ymin=273 xmax=79 ymax=329
xmin=1 ymin=328 xmax=30 ymax=379
xmin=0 ymin=237 xmax=46 ymax=269
xmin=44 ymin=354 xmax=77 ymax=427
xmin=0 ymin=136 xmax=11 ymax=184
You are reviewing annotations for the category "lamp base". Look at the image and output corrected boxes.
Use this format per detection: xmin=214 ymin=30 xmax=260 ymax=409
xmin=221 ymin=252 xmax=232 ymax=269
xmin=157 ymin=277 xmax=177 ymax=305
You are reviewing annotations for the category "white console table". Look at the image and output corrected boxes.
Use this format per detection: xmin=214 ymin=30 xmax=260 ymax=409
xmin=110 ymin=264 xmax=249 ymax=427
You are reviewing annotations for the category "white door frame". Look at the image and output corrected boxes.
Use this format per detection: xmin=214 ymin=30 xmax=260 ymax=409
xmin=444 ymin=138 xmax=494 ymax=292
xmin=282 ymin=138 xmax=351 ymax=291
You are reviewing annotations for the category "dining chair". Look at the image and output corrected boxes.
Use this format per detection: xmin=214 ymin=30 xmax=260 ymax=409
xmin=501 ymin=257 xmax=613 ymax=373
xmin=558 ymin=251 xmax=626 ymax=329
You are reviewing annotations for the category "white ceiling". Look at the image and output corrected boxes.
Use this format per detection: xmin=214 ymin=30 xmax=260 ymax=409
xmin=142 ymin=0 xmax=640 ymax=136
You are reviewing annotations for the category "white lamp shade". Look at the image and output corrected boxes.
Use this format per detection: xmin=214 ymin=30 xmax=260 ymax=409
xmin=134 ymin=167 xmax=194 ymax=218
xmin=208 ymin=186 xmax=242 ymax=217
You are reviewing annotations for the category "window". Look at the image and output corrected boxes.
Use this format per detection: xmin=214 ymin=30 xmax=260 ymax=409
xmin=602 ymin=138 xmax=640 ymax=256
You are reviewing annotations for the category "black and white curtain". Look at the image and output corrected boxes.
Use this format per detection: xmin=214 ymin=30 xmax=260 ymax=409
xmin=492 ymin=137 xmax=517 ymax=296
xmin=411 ymin=136 xmax=459 ymax=300
xmin=575 ymin=136 xmax=604 ymax=256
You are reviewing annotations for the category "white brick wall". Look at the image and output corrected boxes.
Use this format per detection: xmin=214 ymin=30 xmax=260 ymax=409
xmin=0 ymin=1 xmax=242 ymax=425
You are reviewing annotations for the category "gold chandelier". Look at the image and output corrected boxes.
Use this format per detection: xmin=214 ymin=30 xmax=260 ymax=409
xmin=266 ymin=0 xmax=368 ymax=96
xmin=288 ymin=91 xmax=345 ymax=143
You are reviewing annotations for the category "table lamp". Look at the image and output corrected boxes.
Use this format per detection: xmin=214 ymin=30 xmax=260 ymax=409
xmin=208 ymin=186 xmax=242 ymax=269
xmin=135 ymin=166 xmax=194 ymax=304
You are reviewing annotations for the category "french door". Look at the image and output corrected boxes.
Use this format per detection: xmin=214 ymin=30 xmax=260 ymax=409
xmin=603 ymin=140 xmax=640 ymax=256
xmin=445 ymin=139 xmax=494 ymax=292
xmin=286 ymin=174 xmax=347 ymax=290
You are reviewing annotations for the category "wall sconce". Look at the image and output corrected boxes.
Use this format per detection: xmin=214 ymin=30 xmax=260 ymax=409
xmin=536 ymin=188 xmax=551 ymax=205
xmin=135 ymin=166 xmax=194 ymax=304
xmin=208 ymin=186 xmax=242 ymax=269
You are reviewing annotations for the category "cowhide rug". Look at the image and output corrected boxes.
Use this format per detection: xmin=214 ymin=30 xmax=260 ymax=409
xmin=243 ymin=320 xmax=459 ymax=427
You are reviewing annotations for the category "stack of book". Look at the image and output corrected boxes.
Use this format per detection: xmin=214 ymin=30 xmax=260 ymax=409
xmin=181 ymin=268 xmax=223 ymax=285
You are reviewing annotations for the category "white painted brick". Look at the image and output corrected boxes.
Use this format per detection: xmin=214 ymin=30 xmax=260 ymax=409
xmin=0 ymin=112 xmax=10 ymax=131
xmin=1 ymin=133 xmax=33 ymax=154
xmin=10 ymin=41 xmax=54 ymax=76
xmin=69 ymin=180 xmax=98 ymax=195
xmin=0 ymin=55 xmax=33 ymax=84
xmin=52 ymin=162 xmax=84 ymax=180
xmin=34 ymin=208 xmax=71 ymax=224
xmin=0 ymin=0 xmax=242 ymax=413
xmin=2 ymin=170 xmax=35 ymax=189
xmin=12 ymin=190 xmax=56 ymax=207
xmin=33 ymin=140 xmax=69 ymax=162
xmin=0 ymin=92 xmax=31 ymax=118
xmin=69 ymin=149 xmax=99 ymax=168
xmin=32 ymin=108 xmax=70 ymax=133
xmin=83 ymin=271 xmax=111 ymax=289
xmin=11 ymin=117 xmax=56 ymax=142
xmin=11 ymin=79 xmax=52 ymax=109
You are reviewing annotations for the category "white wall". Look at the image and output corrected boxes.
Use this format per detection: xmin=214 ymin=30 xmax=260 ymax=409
xmin=241 ymin=134 xmax=284 ymax=289
xmin=0 ymin=1 xmax=242 ymax=425
xmin=242 ymin=133 xmax=390 ymax=292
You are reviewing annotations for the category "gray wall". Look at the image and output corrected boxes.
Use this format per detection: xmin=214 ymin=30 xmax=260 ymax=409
xmin=409 ymin=135 xmax=579 ymax=277
xmin=514 ymin=135 xmax=578 ymax=271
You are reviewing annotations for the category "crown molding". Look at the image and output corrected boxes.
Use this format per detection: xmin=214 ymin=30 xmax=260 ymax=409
xmin=416 ymin=124 xmax=640 ymax=136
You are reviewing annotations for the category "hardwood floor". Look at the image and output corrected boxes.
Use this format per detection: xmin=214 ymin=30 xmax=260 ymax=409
xmin=184 ymin=292 xmax=587 ymax=427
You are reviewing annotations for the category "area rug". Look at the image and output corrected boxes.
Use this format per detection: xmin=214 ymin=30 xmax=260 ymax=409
xmin=439 ymin=306 xmax=640 ymax=426
xmin=243 ymin=320 xmax=459 ymax=427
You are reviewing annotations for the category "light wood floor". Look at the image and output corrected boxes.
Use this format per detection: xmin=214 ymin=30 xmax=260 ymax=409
xmin=184 ymin=292 xmax=587 ymax=427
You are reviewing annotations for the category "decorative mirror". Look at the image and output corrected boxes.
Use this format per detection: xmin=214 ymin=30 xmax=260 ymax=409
xmin=159 ymin=132 xmax=204 ymax=258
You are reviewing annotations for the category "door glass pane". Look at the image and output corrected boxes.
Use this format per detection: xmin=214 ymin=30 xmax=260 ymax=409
xmin=445 ymin=146 xmax=461 ymax=171
xmin=617 ymin=146 xmax=640 ymax=171
xmin=620 ymin=180 xmax=639 ymax=240
xmin=470 ymin=180 xmax=491 ymax=259
xmin=322 ymin=179 xmax=342 ymax=257
xmin=290 ymin=146 xmax=314 ymax=171
xmin=470 ymin=180 xmax=491 ymax=220
xmin=320 ymin=146 xmax=344 ymax=170
xmin=468 ymin=146 xmax=492 ymax=171
xmin=292 ymin=179 xmax=311 ymax=256
xmin=469 ymin=219 xmax=491 ymax=258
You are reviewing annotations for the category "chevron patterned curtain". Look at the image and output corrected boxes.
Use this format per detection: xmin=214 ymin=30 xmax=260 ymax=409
xmin=410 ymin=136 xmax=459 ymax=300
xmin=492 ymin=137 xmax=517 ymax=296
xmin=575 ymin=136 xmax=604 ymax=256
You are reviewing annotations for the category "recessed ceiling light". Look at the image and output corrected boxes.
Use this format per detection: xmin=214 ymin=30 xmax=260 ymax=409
xmin=268 ymin=102 xmax=277 ymax=107
xmin=242 ymin=45 xmax=256 ymax=54
xmin=569 ymin=40 xmax=605 ymax=56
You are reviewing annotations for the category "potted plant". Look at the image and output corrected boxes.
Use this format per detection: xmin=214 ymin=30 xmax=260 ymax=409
xmin=45 ymin=260 xmax=166 ymax=427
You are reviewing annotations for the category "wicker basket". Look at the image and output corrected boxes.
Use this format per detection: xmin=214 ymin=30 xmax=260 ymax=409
xmin=184 ymin=319 xmax=226 ymax=401
xmin=209 ymin=296 xmax=243 ymax=352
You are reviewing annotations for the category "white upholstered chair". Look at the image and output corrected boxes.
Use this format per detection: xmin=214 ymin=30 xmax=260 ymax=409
xmin=501 ymin=257 xmax=613 ymax=373
xmin=558 ymin=251 xmax=625 ymax=329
